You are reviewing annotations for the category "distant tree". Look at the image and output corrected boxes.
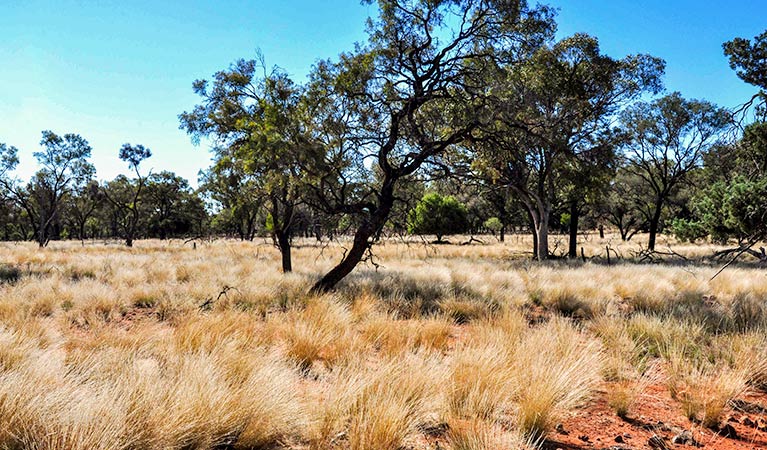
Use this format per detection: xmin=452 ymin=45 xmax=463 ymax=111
xmin=484 ymin=216 xmax=504 ymax=240
xmin=66 ymin=180 xmax=101 ymax=244
xmin=14 ymin=132 xmax=95 ymax=247
xmin=0 ymin=143 xmax=24 ymax=241
xmin=103 ymin=143 xmax=151 ymax=247
xmin=600 ymin=169 xmax=648 ymax=241
xmin=199 ymin=159 xmax=261 ymax=241
xmin=621 ymin=93 xmax=729 ymax=251
xmin=144 ymin=171 xmax=201 ymax=240
xmin=408 ymin=193 xmax=468 ymax=243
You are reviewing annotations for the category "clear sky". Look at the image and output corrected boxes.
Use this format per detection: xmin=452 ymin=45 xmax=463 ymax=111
xmin=1 ymin=0 xmax=765 ymax=186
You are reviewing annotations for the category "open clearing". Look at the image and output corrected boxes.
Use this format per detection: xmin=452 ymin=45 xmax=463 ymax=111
xmin=1 ymin=235 xmax=766 ymax=450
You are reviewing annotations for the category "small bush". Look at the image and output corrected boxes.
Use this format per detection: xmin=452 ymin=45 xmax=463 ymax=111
xmin=0 ymin=265 xmax=21 ymax=284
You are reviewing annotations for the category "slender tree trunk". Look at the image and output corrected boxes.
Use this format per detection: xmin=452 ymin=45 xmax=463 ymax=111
xmin=568 ymin=201 xmax=579 ymax=259
xmin=499 ymin=225 xmax=505 ymax=243
xmin=598 ymin=224 xmax=604 ymax=239
xmin=277 ymin=230 xmax=292 ymax=273
xmin=648 ymin=201 xmax=663 ymax=251
xmin=535 ymin=213 xmax=549 ymax=261
xmin=526 ymin=209 xmax=538 ymax=259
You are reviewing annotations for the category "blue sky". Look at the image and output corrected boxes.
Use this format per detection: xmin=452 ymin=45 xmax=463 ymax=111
xmin=1 ymin=0 xmax=765 ymax=186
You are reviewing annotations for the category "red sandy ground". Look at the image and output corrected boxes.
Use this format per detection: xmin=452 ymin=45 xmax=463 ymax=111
xmin=544 ymin=383 xmax=767 ymax=450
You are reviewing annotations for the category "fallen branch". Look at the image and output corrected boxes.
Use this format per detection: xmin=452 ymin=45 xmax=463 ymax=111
xmin=199 ymin=285 xmax=239 ymax=311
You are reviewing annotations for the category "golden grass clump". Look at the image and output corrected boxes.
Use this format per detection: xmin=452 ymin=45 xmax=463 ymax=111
xmin=664 ymin=343 xmax=749 ymax=428
xmin=511 ymin=319 xmax=603 ymax=440
xmin=445 ymin=419 xmax=528 ymax=450
xmin=309 ymin=352 xmax=445 ymax=450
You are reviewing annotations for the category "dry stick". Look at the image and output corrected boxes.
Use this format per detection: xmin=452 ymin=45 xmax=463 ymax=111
xmin=710 ymin=245 xmax=753 ymax=281
xmin=710 ymin=234 xmax=762 ymax=281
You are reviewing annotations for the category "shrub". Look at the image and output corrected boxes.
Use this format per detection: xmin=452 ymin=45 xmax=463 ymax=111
xmin=408 ymin=193 xmax=469 ymax=242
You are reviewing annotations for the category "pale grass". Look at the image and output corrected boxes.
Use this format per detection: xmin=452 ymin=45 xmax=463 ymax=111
xmin=360 ymin=314 xmax=453 ymax=355
xmin=0 ymin=236 xmax=764 ymax=449
xmin=309 ymin=352 xmax=445 ymax=450
xmin=664 ymin=343 xmax=750 ymax=428
xmin=511 ymin=319 xmax=603 ymax=440
xmin=445 ymin=418 xmax=528 ymax=450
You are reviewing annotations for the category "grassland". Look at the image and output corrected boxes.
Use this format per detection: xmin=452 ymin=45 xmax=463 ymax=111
xmin=0 ymin=234 xmax=766 ymax=449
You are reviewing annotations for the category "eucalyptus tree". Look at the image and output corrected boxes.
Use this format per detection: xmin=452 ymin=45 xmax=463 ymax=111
xmin=143 ymin=171 xmax=202 ymax=240
xmin=600 ymin=169 xmax=648 ymax=241
xmin=181 ymin=62 xmax=320 ymax=273
xmin=66 ymin=180 xmax=102 ymax=243
xmin=0 ymin=143 xmax=25 ymax=241
xmin=472 ymin=34 xmax=664 ymax=260
xmin=2 ymin=132 xmax=95 ymax=247
xmin=103 ymin=143 xmax=151 ymax=247
xmin=199 ymin=161 xmax=261 ymax=241
xmin=620 ymin=93 xmax=730 ymax=251
xmin=300 ymin=0 xmax=555 ymax=291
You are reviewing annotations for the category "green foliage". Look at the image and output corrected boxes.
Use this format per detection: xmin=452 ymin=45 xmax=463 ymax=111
xmin=483 ymin=217 xmax=503 ymax=233
xmin=670 ymin=218 xmax=708 ymax=243
xmin=723 ymin=30 xmax=767 ymax=91
xmin=674 ymin=177 xmax=767 ymax=243
xmin=408 ymin=193 xmax=468 ymax=242
xmin=0 ymin=265 xmax=20 ymax=284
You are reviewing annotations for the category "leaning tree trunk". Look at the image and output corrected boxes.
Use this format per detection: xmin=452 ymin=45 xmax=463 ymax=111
xmin=311 ymin=179 xmax=395 ymax=293
xmin=568 ymin=201 xmax=579 ymax=259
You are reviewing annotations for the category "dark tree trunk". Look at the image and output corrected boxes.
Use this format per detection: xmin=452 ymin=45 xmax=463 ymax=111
xmin=499 ymin=225 xmax=505 ymax=242
xmin=648 ymin=201 xmax=663 ymax=251
xmin=598 ymin=224 xmax=604 ymax=239
xmin=277 ymin=230 xmax=292 ymax=273
xmin=568 ymin=201 xmax=579 ymax=259
xmin=311 ymin=179 xmax=395 ymax=293
xmin=535 ymin=212 xmax=549 ymax=261
xmin=527 ymin=210 xmax=539 ymax=260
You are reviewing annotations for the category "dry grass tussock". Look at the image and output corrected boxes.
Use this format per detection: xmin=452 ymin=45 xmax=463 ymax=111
xmin=0 ymin=234 xmax=765 ymax=448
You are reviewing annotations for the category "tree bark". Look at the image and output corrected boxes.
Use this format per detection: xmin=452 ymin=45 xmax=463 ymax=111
xmin=526 ymin=209 xmax=538 ymax=259
xmin=535 ymin=212 xmax=549 ymax=261
xmin=568 ymin=201 xmax=579 ymax=258
xmin=311 ymin=179 xmax=395 ymax=293
xmin=648 ymin=200 xmax=663 ymax=251
xmin=277 ymin=230 xmax=292 ymax=273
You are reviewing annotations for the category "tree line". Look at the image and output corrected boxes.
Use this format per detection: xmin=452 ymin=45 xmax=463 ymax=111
xmin=1 ymin=1 xmax=765 ymax=292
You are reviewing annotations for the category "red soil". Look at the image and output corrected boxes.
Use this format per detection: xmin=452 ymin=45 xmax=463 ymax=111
xmin=547 ymin=383 xmax=767 ymax=450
